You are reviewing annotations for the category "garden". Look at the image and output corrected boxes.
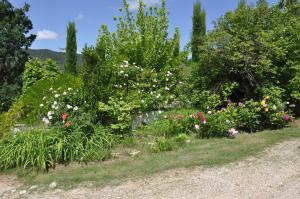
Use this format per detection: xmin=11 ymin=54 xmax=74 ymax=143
xmin=0 ymin=0 xmax=299 ymax=175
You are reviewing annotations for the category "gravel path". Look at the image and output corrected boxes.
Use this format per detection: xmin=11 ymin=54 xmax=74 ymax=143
xmin=1 ymin=140 xmax=300 ymax=199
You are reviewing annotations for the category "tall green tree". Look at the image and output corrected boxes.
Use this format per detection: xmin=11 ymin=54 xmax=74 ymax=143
xmin=65 ymin=21 xmax=77 ymax=74
xmin=191 ymin=0 xmax=206 ymax=62
xmin=0 ymin=0 xmax=36 ymax=112
xmin=173 ymin=27 xmax=180 ymax=58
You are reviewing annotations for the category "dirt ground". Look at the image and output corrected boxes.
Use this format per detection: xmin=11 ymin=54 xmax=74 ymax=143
xmin=1 ymin=139 xmax=299 ymax=199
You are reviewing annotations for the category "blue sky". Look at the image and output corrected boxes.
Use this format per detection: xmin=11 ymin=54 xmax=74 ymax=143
xmin=10 ymin=0 xmax=278 ymax=53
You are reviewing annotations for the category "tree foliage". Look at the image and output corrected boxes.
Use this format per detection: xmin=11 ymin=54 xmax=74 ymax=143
xmin=22 ymin=58 xmax=60 ymax=92
xmin=0 ymin=0 xmax=36 ymax=112
xmin=65 ymin=21 xmax=77 ymax=74
xmin=191 ymin=0 xmax=206 ymax=62
xmin=192 ymin=1 xmax=300 ymax=104
xmin=81 ymin=0 xmax=186 ymax=105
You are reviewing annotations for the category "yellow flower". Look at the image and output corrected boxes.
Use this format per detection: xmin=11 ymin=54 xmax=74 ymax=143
xmin=265 ymin=96 xmax=270 ymax=100
xmin=261 ymin=100 xmax=267 ymax=107
xmin=265 ymin=108 xmax=269 ymax=112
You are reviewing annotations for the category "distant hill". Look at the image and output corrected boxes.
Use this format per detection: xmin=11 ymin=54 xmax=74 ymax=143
xmin=27 ymin=49 xmax=82 ymax=70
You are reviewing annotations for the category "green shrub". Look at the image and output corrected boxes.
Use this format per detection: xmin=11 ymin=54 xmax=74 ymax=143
xmin=152 ymin=138 xmax=175 ymax=153
xmin=174 ymin=133 xmax=189 ymax=145
xmin=0 ymin=127 xmax=114 ymax=171
xmin=0 ymin=74 xmax=82 ymax=137
xmin=22 ymin=58 xmax=60 ymax=93
xmin=235 ymin=100 xmax=261 ymax=132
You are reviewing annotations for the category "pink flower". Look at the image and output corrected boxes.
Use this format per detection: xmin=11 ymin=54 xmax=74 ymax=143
xmin=201 ymin=118 xmax=207 ymax=124
xmin=283 ymin=114 xmax=289 ymax=122
xmin=197 ymin=112 xmax=203 ymax=119
xmin=194 ymin=124 xmax=200 ymax=130
xmin=178 ymin=114 xmax=184 ymax=120
xmin=227 ymin=99 xmax=232 ymax=104
xmin=228 ymin=128 xmax=239 ymax=138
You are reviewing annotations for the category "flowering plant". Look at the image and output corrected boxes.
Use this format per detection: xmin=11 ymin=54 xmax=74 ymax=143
xmin=39 ymin=87 xmax=86 ymax=133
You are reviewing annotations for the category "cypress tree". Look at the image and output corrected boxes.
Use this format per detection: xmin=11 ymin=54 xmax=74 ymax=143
xmin=65 ymin=22 xmax=77 ymax=74
xmin=173 ymin=27 xmax=180 ymax=58
xmin=191 ymin=0 xmax=206 ymax=62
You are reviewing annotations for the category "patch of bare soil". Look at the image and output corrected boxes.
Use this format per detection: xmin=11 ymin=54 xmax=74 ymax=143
xmin=1 ymin=140 xmax=300 ymax=199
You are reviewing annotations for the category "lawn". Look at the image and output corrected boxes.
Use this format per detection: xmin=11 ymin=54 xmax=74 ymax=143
xmin=7 ymin=123 xmax=300 ymax=189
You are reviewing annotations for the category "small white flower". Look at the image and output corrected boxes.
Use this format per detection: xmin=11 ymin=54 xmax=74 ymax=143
xmin=290 ymin=104 xmax=296 ymax=108
xmin=66 ymin=104 xmax=73 ymax=109
xmin=74 ymin=106 xmax=79 ymax=111
xmin=63 ymin=91 xmax=67 ymax=95
xmin=49 ymin=88 xmax=53 ymax=91
xmin=48 ymin=115 xmax=53 ymax=120
xmin=43 ymin=96 xmax=46 ymax=100
xmin=54 ymin=106 xmax=59 ymax=110
xmin=272 ymin=105 xmax=277 ymax=110
xmin=286 ymin=101 xmax=290 ymax=105
xmin=165 ymin=87 xmax=170 ymax=91
xmin=120 ymin=70 xmax=124 ymax=74
xmin=208 ymin=111 xmax=212 ymax=115
xmin=68 ymin=87 xmax=72 ymax=91
xmin=195 ymin=124 xmax=200 ymax=130
xmin=53 ymin=101 xmax=58 ymax=105
xmin=226 ymin=119 xmax=230 ymax=124
xmin=179 ymin=81 xmax=183 ymax=84
xmin=54 ymin=94 xmax=60 ymax=98
xmin=165 ymin=101 xmax=168 ymax=104
xmin=42 ymin=117 xmax=50 ymax=125
xmin=141 ymin=100 xmax=145 ymax=104
xmin=156 ymin=94 xmax=161 ymax=99
xmin=166 ymin=78 xmax=169 ymax=81
xmin=124 ymin=74 xmax=128 ymax=77
xmin=141 ymin=68 xmax=144 ymax=71
xmin=47 ymin=111 xmax=53 ymax=117
xmin=51 ymin=105 xmax=55 ymax=109
xmin=40 ymin=104 xmax=44 ymax=107
xmin=158 ymin=110 xmax=163 ymax=114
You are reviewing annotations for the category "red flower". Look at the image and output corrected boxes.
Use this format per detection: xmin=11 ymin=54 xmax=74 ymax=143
xmin=64 ymin=122 xmax=71 ymax=128
xmin=197 ymin=112 xmax=203 ymax=119
xmin=62 ymin=113 xmax=68 ymax=121
xmin=178 ymin=114 xmax=184 ymax=120
xmin=283 ymin=114 xmax=289 ymax=122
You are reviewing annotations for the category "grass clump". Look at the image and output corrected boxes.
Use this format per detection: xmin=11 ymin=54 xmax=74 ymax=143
xmin=0 ymin=127 xmax=114 ymax=171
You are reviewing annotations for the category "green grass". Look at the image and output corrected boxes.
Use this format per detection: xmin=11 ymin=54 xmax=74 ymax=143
xmin=6 ymin=125 xmax=299 ymax=189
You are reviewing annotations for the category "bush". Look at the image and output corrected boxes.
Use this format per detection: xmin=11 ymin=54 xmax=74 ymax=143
xmin=0 ymin=74 xmax=82 ymax=137
xmin=152 ymin=137 xmax=175 ymax=153
xmin=235 ymin=100 xmax=261 ymax=132
xmin=0 ymin=127 xmax=114 ymax=171
xmin=22 ymin=58 xmax=60 ymax=93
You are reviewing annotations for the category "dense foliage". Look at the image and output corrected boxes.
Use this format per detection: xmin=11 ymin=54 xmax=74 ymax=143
xmin=0 ymin=74 xmax=82 ymax=136
xmin=192 ymin=1 xmax=300 ymax=107
xmin=81 ymin=0 xmax=187 ymax=133
xmin=0 ymin=0 xmax=36 ymax=113
xmin=22 ymin=58 xmax=60 ymax=92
